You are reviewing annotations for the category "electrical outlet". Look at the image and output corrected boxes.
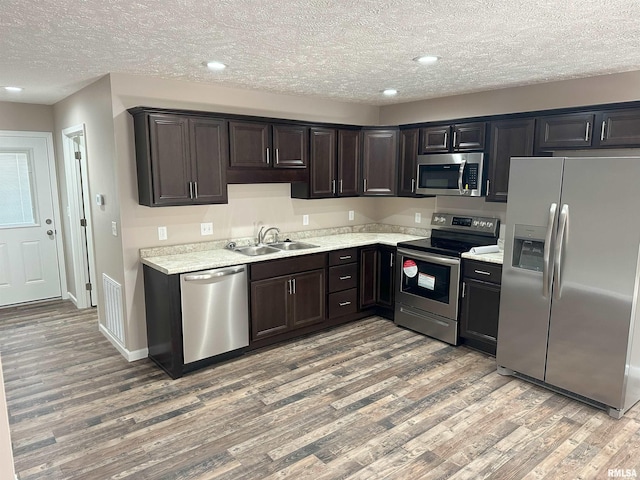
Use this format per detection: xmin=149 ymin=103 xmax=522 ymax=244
xmin=111 ymin=221 xmax=117 ymax=236
xmin=415 ymin=212 xmax=421 ymax=224
xmin=158 ymin=226 xmax=167 ymax=241
xmin=200 ymin=222 xmax=213 ymax=236
xmin=302 ymin=214 xmax=309 ymax=226
xmin=348 ymin=210 xmax=354 ymax=221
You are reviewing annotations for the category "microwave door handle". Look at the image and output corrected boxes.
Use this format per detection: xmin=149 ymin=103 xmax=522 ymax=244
xmin=458 ymin=160 xmax=466 ymax=194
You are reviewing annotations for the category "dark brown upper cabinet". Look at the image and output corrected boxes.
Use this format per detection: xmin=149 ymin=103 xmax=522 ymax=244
xmin=361 ymin=128 xmax=398 ymax=196
xmin=596 ymin=109 xmax=640 ymax=147
xmin=419 ymin=122 xmax=485 ymax=154
xmin=131 ymin=111 xmax=228 ymax=207
xmin=291 ymin=128 xmax=360 ymax=199
xmin=398 ymin=129 xmax=420 ymax=197
xmin=535 ymin=112 xmax=595 ymax=150
xmin=229 ymin=120 xmax=308 ymax=169
xmin=486 ymin=118 xmax=535 ymax=203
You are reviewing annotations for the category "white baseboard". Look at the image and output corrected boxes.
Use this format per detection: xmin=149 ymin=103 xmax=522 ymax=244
xmin=67 ymin=292 xmax=78 ymax=307
xmin=99 ymin=324 xmax=148 ymax=362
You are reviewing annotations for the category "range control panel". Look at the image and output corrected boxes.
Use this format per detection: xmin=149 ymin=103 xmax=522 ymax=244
xmin=431 ymin=213 xmax=500 ymax=236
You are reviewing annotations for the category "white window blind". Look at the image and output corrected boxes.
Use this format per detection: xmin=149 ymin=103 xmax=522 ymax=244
xmin=0 ymin=151 xmax=36 ymax=226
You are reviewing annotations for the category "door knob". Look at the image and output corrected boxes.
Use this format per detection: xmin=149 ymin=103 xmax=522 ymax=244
xmin=46 ymin=230 xmax=54 ymax=235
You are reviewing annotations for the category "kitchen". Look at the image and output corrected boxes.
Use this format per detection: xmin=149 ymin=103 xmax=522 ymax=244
xmin=3 ymin=1 xmax=640 ymax=478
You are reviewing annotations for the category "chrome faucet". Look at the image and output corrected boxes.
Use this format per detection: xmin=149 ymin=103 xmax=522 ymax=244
xmin=257 ymin=226 xmax=280 ymax=245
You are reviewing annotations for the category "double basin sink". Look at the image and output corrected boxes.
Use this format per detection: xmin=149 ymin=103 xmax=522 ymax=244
xmin=232 ymin=241 xmax=319 ymax=257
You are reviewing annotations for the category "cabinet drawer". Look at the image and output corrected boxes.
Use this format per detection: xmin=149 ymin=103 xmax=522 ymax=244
xmin=328 ymin=263 xmax=358 ymax=293
xmin=328 ymin=248 xmax=358 ymax=266
xmin=328 ymin=289 xmax=358 ymax=318
xmin=463 ymin=260 xmax=502 ymax=284
xmin=250 ymin=253 xmax=326 ymax=281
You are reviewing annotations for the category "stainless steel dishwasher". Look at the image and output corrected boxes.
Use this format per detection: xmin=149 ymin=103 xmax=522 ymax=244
xmin=179 ymin=265 xmax=249 ymax=364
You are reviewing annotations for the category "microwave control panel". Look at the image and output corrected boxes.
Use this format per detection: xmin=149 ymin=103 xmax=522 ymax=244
xmin=464 ymin=164 xmax=479 ymax=190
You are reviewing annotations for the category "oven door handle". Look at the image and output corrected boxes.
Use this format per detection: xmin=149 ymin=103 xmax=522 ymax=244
xmin=458 ymin=160 xmax=466 ymax=194
xmin=397 ymin=248 xmax=460 ymax=267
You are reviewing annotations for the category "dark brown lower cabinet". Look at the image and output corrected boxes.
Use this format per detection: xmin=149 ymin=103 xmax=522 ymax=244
xmin=359 ymin=246 xmax=396 ymax=319
xmin=459 ymin=260 xmax=502 ymax=355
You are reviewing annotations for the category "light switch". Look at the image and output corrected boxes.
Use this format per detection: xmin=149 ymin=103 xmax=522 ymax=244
xmin=303 ymin=214 xmax=309 ymax=226
xmin=348 ymin=210 xmax=354 ymax=221
xmin=111 ymin=221 xmax=117 ymax=236
xmin=95 ymin=194 xmax=105 ymax=206
xmin=415 ymin=212 xmax=421 ymax=224
xmin=158 ymin=226 xmax=167 ymax=241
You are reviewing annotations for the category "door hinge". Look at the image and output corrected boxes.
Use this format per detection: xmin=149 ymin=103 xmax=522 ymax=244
xmin=85 ymin=282 xmax=92 ymax=291
xmin=75 ymin=151 xmax=82 ymax=160
xmin=80 ymin=218 xmax=87 ymax=227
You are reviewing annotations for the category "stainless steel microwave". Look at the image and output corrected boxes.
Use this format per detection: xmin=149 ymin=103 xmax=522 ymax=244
xmin=416 ymin=152 xmax=484 ymax=196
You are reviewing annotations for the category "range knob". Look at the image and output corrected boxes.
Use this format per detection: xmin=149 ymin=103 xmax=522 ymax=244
xmin=480 ymin=221 xmax=487 ymax=227
xmin=487 ymin=222 xmax=494 ymax=228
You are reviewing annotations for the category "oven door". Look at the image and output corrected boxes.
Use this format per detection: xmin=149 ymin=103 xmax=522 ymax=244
xmin=396 ymin=248 xmax=461 ymax=320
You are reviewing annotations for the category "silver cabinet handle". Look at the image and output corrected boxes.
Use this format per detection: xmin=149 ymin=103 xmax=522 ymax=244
xmin=288 ymin=278 xmax=292 ymax=294
xmin=275 ymin=148 xmax=280 ymax=164
xmin=443 ymin=131 xmax=448 ymax=147
xmin=339 ymin=275 xmax=352 ymax=280
xmin=462 ymin=281 xmax=466 ymax=298
xmin=390 ymin=252 xmax=393 ymax=267
xmin=411 ymin=178 xmax=415 ymax=193
xmin=474 ymin=270 xmax=491 ymax=276
xmin=339 ymin=301 xmax=351 ymax=307
xmin=543 ymin=203 xmax=558 ymax=298
xmin=266 ymin=148 xmax=270 ymax=164
xmin=184 ymin=267 xmax=245 ymax=282
xmin=553 ymin=204 xmax=569 ymax=299
xmin=453 ymin=130 xmax=457 ymax=148
xmin=292 ymin=278 xmax=296 ymax=294
xmin=193 ymin=181 xmax=198 ymax=199
xmin=189 ymin=181 xmax=194 ymax=199
xmin=332 ymin=179 xmax=336 ymax=194
xmin=486 ymin=179 xmax=490 ymax=196
xmin=458 ymin=160 xmax=466 ymax=194
xmin=339 ymin=179 xmax=343 ymax=193
xmin=601 ymin=120 xmax=606 ymax=141
xmin=363 ymin=178 xmax=367 ymax=192
xmin=339 ymin=255 xmax=352 ymax=260
xmin=585 ymin=122 xmax=590 ymax=142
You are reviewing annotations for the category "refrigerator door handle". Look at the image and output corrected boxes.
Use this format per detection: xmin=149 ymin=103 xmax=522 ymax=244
xmin=458 ymin=160 xmax=466 ymax=194
xmin=543 ymin=203 xmax=558 ymax=298
xmin=553 ymin=204 xmax=569 ymax=299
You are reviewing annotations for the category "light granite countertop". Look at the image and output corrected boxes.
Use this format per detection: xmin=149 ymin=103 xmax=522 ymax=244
xmin=141 ymin=232 xmax=424 ymax=275
xmin=461 ymin=249 xmax=504 ymax=265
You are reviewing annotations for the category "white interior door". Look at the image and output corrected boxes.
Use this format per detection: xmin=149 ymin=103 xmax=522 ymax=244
xmin=0 ymin=133 xmax=62 ymax=306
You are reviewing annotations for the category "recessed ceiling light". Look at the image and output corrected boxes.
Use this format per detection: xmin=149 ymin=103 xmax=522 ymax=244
xmin=413 ymin=55 xmax=439 ymax=65
xmin=206 ymin=61 xmax=227 ymax=71
xmin=3 ymin=86 xmax=23 ymax=92
xmin=382 ymin=89 xmax=398 ymax=96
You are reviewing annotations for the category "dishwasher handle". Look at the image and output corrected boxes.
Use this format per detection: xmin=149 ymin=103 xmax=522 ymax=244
xmin=183 ymin=266 xmax=245 ymax=282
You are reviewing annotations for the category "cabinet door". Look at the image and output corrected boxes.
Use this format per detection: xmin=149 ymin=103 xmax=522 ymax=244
xmin=453 ymin=122 xmax=485 ymax=151
xmin=361 ymin=129 xmax=398 ymax=196
xmin=250 ymin=276 xmax=289 ymax=341
xmin=290 ymin=269 xmax=325 ymax=329
xmin=309 ymin=127 xmax=336 ymax=198
xmin=229 ymin=121 xmax=270 ymax=168
xmin=148 ymin=114 xmax=192 ymax=205
xmin=486 ymin=119 xmax=535 ymax=203
xmin=536 ymin=113 xmax=595 ymax=150
xmin=398 ymin=129 xmax=419 ymax=197
xmin=359 ymin=247 xmax=377 ymax=309
xmin=272 ymin=124 xmax=309 ymax=168
xmin=377 ymin=247 xmax=395 ymax=308
xmin=337 ymin=130 xmax=360 ymax=196
xmin=597 ymin=109 xmax=640 ymax=147
xmin=460 ymin=278 xmax=501 ymax=355
xmin=189 ymin=117 xmax=228 ymax=204
xmin=419 ymin=126 xmax=450 ymax=153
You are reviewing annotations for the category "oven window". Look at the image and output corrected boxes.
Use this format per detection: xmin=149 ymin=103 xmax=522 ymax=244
xmin=401 ymin=257 xmax=451 ymax=304
xmin=418 ymin=165 xmax=459 ymax=189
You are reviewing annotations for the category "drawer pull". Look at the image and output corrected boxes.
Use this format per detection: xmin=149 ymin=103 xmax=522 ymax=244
xmin=339 ymin=275 xmax=352 ymax=280
xmin=339 ymin=255 xmax=352 ymax=260
xmin=474 ymin=270 xmax=491 ymax=276
xmin=339 ymin=301 xmax=352 ymax=307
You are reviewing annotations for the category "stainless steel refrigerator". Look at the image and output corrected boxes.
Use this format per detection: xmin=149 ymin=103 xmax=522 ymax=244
xmin=497 ymin=156 xmax=640 ymax=418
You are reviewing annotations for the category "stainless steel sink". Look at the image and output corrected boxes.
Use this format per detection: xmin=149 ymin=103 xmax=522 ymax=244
xmin=269 ymin=241 xmax=319 ymax=251
xmin=233 ymin=245 xmax=280 ymax=256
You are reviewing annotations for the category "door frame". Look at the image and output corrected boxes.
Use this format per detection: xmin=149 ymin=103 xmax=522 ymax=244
xmin=0 ymin=130 xmax=67 ymax=303
xmin=61 ymin=124 xmax=97 ymax=308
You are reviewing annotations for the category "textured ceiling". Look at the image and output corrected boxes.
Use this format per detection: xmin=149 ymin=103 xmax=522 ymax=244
xmin=1 ymin=0 xmax=640 ymax=105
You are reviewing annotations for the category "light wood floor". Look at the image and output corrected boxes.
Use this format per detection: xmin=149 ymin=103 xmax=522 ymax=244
xmin=1 ymin=301 xmax=639 ymax=480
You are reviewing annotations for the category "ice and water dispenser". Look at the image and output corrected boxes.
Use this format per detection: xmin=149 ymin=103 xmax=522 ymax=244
xmin=511 ymin=225 xmax=547 ymax=272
